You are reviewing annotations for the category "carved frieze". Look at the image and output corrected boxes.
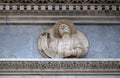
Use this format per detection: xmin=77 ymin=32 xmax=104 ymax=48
xmin=0 ymin=0 xmax=120 ymax=3
xmin=0 ymin=59 xmax=120 ymax=75
xmin=0 ymin=0 xmax=119 ymax=16
xmin=0 ymin=0 xmax=120 ymax=24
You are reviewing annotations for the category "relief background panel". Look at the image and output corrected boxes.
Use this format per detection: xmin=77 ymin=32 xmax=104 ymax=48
xmin=0 ymin=25 xmax=120 ymax=58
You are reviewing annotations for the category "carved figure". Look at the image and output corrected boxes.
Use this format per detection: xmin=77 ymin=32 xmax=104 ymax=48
xmin=38 ymin=20 xmax=89 ymax=58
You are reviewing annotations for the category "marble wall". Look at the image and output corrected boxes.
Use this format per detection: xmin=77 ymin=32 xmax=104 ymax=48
xmin=0 ymin=25 xmax=120 ymax=59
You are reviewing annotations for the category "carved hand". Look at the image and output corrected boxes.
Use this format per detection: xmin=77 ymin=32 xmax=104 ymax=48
xmin=64 ymin=50 xmax=73 ymax=57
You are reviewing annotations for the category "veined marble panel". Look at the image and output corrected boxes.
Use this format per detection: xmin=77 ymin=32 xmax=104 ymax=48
xmin=0 ymin=25 xmax=120 ymax=59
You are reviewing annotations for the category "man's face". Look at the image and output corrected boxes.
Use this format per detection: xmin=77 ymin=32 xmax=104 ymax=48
xmin=59 ymin=24 xmax=71 ymax=36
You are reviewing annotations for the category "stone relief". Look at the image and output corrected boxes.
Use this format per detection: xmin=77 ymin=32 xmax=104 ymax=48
xmin=38 ymin=20 xmax=89 ymax=58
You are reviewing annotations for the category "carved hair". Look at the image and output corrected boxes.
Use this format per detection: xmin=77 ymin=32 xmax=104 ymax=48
xmin=54 ymin=19 xmax=77 ymax=38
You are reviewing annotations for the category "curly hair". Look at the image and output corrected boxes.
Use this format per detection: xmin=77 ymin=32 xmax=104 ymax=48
xmin=53 ymin=19 xmax=77 ymax=38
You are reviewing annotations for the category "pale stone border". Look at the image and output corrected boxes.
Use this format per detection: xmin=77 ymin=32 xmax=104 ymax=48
xmin=0 ymin=16 xmax=120 ymax=24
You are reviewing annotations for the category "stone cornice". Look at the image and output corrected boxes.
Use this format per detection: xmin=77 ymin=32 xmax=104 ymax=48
xmin=0 ymin=59 xmax=120 ymax=75
xmin=0 ymin=0 xmax=120 ymax=24
xmin=1 ymin=16 xmax=119 ymax=24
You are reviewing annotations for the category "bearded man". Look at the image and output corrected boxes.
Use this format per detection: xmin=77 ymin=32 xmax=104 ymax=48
xmin=38 ymin=20 xmax=89 ymax=58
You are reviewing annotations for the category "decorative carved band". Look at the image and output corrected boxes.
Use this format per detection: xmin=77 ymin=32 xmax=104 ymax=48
xmin=0 ymin=5 xmax=119 ymax=11
xmin=0 ymin=0 xmax=120 ymax=3
xmin=0 ymin=59 xmax=120 ymax=75
xmin=0 ymin=0 xmax=120 ymax=17
xmin=0 ymin=0 xmax=120 ymax=24
xmin=0 ymin=0 xmax=119 ymax=12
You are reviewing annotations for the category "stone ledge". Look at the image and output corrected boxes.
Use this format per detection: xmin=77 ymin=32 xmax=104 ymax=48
xmin=0 ymin=16 xmax=120 ymax=24
xmin=0 ymin=59 xmax=120 ymax=75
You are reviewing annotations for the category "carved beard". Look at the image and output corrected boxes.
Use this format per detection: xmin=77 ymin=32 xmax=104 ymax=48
xmin=59 ymin=31 xmax=71 ymax=37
